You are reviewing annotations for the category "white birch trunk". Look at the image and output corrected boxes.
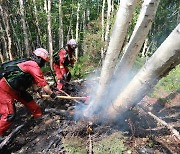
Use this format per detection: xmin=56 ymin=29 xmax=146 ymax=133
xmin=107 ymin=24 xmax=180 ymax=120
xmin=59 ymin=0 xmax=64 ymax=48
xmin=104 ymin=0 xmax=112 ymax=51
xmin=101 ymin=0 xmax=105 ymax=59
xmin=75 ymin=2 xmax=80 ymax=60
xmin=115 ymin=0 xmax=160 ymax=78
xmin=86 ymin=0 xmax=137 ymax=115
xmin=47 ymin=0 xmax=53 ymax=69
xmin=19 ymin=0 xmax=30 ymax=56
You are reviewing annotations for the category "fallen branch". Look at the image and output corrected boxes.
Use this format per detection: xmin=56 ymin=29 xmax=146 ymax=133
xmin=138 ymin=105 xmax=180 ymax=141
xmin=0 ymin=124 xmax=25 ymax=149
xmin=88 ymin=133 xmax=93 ymax=154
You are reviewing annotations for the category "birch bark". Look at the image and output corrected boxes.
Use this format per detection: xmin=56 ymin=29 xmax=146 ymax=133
xmin=59 ymin=0 xmax=64 ymax=48
xmin=86 ymin=0 xmax=137 ymax=116
xmin=47 ymin=0 xmax=53 ymax=69
xmin=75 ymin=2 xmax=80 ymax=60
xmin=107 ymin=24 xmax=180 ymax=120
xmin=115 ymin=0 xmax=160 ymax=80
xmin=101 ymin=0 xmax=105 ymax=60
xmin=104 ymin=0 xmax=112 ymax=51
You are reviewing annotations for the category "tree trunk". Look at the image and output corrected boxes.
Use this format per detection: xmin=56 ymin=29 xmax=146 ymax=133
xmin=0 ymin=21 xmax=8 ymax=60
xmin=0 ymin=5 xmax=13 ymax=60
xmin=10 ymin=18 xmax=22 ymax=57
xmin=115 ymin=0 xmax=160 ymax=81
xmin=18 ymin=0 xmax=30 ymax=57
xmin=104 ymin=0 xmax=112 ymax=51
xmin=0 ymin=51 xmax=4 ymax=63
xmin=32 ymin=0 xmax=42 ymax=47
xmin=82 ymin=9 xmax=86 ymax=55
xmin=75 ymin=2 xmax=80 ymax=60
xmin=59 ymin=0 xmax=64 ymax=48
xmin=107 ymin=24 xmax=180 ymax=120
xmin=67 ymin=7 xmax=73 ymax=41
xmin=47 ymin=0 xmax=53 ymax=69
xmin=86 ymin=0 xmax=137 ymax=116
xmin=101 ymin=0 xmax=105 ymax=60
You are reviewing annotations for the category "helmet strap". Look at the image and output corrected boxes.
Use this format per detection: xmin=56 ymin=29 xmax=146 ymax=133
xmin=32 ymin=54 xmax=46 ymax=67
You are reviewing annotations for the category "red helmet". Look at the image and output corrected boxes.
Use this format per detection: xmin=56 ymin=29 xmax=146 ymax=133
xmin=33 ymin=48 xmax=49 ymax=62
xmin=67 ymin=39 xmax=78 ymax=49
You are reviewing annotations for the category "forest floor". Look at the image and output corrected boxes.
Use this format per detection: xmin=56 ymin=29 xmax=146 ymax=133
xmin=0 ymin=79 xmax=179 ymax=154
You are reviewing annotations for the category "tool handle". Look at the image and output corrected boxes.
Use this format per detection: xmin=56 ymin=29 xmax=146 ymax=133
xmin=42 ymin=94 xmax=87 ymax=100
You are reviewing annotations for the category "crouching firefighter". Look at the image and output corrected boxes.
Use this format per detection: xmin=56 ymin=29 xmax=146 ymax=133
xmin=0 ymin=48 xmax=57 ymax=139
xmin=53 ymin=39 xmax=78 ymax=91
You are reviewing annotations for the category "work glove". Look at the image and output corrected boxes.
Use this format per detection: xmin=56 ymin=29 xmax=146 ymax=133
xmin=60 ymin=79 xmax=67 ymax=85
xmin=50 ymin=92 xmax=57 ymax=100
xmin=63 ymin=73 xmax=67 ymax=81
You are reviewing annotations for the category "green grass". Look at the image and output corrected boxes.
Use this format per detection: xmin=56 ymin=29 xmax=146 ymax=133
xmin=153 ymin=64 xmax=180 ymax=93
xmin=63 ymin=137 xmax=87 ymax=154
xmin=63 ymin=132 xmax=128 ymax=154
xmin=93 ymin=132 xmax=127 ymax=154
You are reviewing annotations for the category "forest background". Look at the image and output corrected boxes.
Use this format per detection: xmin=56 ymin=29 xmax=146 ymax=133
xmin=0 ymin=0 xmax=180 ymax=93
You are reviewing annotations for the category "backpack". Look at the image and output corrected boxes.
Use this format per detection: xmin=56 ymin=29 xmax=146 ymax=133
xmin=0 ymin=58 xmax=33 ymax=91
xmin=0 ymin=58 xmax=29 ymax=78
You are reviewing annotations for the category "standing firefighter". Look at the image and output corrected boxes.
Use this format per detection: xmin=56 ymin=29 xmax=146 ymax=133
xmin=0 ymin=48 xmax=57 ymax=140
xmin=53 ymin=39 xmax=77 ymax=91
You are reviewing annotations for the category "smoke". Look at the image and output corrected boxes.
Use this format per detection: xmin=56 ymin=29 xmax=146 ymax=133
xmin=74 ymin=67 xmax=138 ymax=122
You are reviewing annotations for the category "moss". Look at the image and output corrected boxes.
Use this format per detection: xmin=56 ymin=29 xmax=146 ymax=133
xmin=93 ymin=132 xmax=127 ymax=154
xmin=63 ymin=132 xmax=127 ymax=154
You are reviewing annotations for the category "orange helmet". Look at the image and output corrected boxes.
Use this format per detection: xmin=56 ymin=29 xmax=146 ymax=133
xmin=67 ymin=39 xmax=78 ymax=49
xmin=33 ymin=48 xmax=49 ymax=62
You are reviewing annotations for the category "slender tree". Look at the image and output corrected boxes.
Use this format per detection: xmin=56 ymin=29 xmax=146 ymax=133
xmin=0 ymin=4 xmax=13 ymax=60
xmin=32 ymin=0 xmax=42 ymax=47
xmin=0 ymin=21 xmax=8 ymax=60
xmin=104 ymin=0 xmax=112 ymax=51
xmin=75 ymin=2 xmax=80 ymax=60
xmin=59 ymin=0 xmax=64 ymax=48
xmin=101 ymin=0 xmax=105 ymax=60
xmin=18 ymin=0 xmax=30 ymax=56
xmin=47 ymin=0 xmax=53 ymax=69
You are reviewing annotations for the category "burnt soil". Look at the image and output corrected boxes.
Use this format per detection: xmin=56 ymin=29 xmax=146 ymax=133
xmin=0 ymin=80 xmax=179 ymax=154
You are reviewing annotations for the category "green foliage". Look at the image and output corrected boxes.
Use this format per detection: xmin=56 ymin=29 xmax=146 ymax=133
xmin=82 ymin=18 xmax=104 ymax=62
xmin=153 ymin=64 xmax=180 ymax=93
xmin=149 ymin=0 xmax=180 ymax=54
xmin=70 ymin=55 xmax=96 ymax=79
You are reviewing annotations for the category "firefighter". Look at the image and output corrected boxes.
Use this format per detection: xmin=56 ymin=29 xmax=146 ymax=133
xmin=53 ymin=39 xmax=78 ymax=91
xmin=0 ymin=48 xmax=57 ymax=140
